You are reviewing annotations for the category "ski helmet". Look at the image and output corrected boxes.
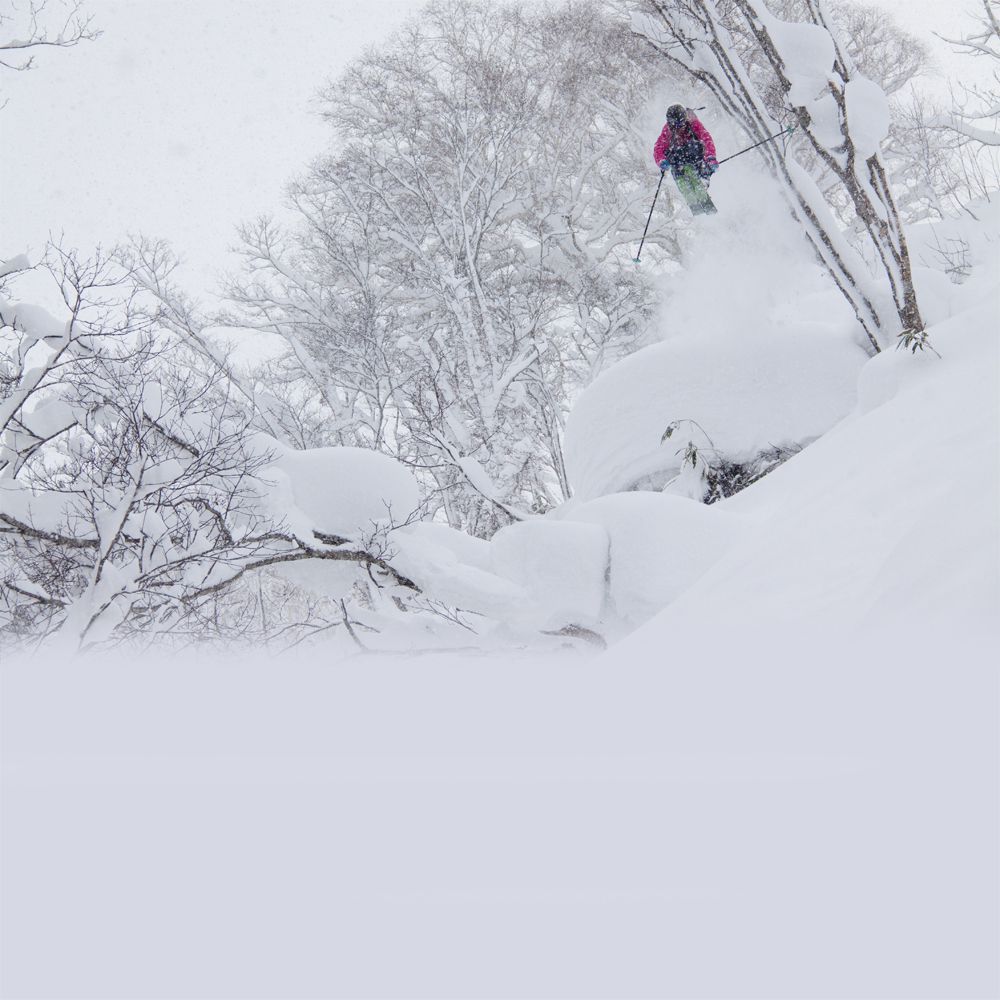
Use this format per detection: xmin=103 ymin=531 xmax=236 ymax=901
xmin=666 ymin=104 xmax=687 ymax=126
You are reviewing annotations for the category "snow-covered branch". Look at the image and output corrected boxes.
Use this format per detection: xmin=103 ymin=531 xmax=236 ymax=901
xmin=0 ymin=248 xmax=424 ymax=650
xmin=937 ymin=1 xmax=1000 ymax=149
xmin=0 ymin=0 xmax=99 ymax=73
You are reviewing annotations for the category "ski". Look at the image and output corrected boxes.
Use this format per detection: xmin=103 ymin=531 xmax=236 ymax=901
xmin=673 ymin=164 xmax=717 ymax=216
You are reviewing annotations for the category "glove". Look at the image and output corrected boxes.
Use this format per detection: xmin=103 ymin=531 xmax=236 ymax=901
xmin=696 ymin=158 xmax=718 ymax=182
xmin=658 ymin=158 xmax=670 ymax=172
xmin=704 ymin=156 xmax=718 ymax=175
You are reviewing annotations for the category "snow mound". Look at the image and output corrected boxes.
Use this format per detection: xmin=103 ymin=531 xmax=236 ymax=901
xmin=490 ymin=519 xmax=608 ymax=628
xmin=390 ymin=496 xmax=746 ymax=633
xmin=392 ymin=519 xmax=609 ymax=630
xmin=564 ymin=171 xmax=865 ymax=501
xmin=262 ymin=443 xmax=421 ymax=541
xmin=390 ymin=524 xmax=530 ymax=621
xmin=390 ymin=499 xmax=744 ymax=633
xmin=6 ymin=632 xmax=995 ymax=999
xmin=396 ymin=521 xmax=493 ymax=572
xmin=564 ymin=492 xmax=746 ymax=626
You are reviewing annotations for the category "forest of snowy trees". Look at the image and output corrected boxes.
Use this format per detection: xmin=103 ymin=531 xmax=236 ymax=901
xmin=2 ymin=0 xmax=998 ymax=651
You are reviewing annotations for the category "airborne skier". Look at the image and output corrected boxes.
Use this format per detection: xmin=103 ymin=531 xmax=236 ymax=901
xmin=654 ymin=104 xmax=718 ymax=215
xmin=634 ymin=112 xmax=795 ymax=262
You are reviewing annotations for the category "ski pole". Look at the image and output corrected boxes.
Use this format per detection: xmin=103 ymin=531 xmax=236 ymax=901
xmin=716 ymin=125 xmax=795 ymax=166
xmin=633 ymin=169 xmax=666 ymax=264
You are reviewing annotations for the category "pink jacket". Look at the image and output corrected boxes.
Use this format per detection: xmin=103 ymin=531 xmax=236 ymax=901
xmin=653 ymin=116 xmax=717 ymax=165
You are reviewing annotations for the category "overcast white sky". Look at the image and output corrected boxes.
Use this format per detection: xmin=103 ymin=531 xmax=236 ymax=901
xmin=1 ymin=0 xmax=428 ymax=301
xmin=0 ymin=0 xmax=989 ymax=304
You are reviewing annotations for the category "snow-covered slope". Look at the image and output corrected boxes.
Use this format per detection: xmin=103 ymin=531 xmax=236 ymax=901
xmin=4 ymin=293 xmax=997 ymax=1000
xmin=645 ymin=297 xmax=998 ymax=629
xmin=630 ymin=200 xmax=999 ymax=630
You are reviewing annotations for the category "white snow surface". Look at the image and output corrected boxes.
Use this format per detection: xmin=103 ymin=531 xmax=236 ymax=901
xmin=251 ymin=196 xmax=1000 ymax=635
xmin=391 ymin=495 xmax=744 ymax=635
xmin=382 ymin=196 xmax=1000 ymax=640
xmin=3 ymin=4 xmax=999 ymax=983
xmin=389 ymin=520 xmax=611 ymax=632
xmin=397 ymin=520 xmax=493 ymax=572
xmin=390 ymin=525 xmax=530 ymax=623
xmin=248 ymin=443 xmax=424 ymax=602
xmin=3 ymin=642 xmax=996 ymax=998
xmin=564 ymin=170 xmax=865 ymax=501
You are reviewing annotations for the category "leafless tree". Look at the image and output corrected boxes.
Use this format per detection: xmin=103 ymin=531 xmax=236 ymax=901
xmin=224 ymin=0 xmax=669 ymax=536
xmin=0 ymin=245 xmax=418 ymax=651
xmin=939 ymin=0 xmax=1000 ymax=149
xmin=826 ymin=1 xmax=929 ymax=98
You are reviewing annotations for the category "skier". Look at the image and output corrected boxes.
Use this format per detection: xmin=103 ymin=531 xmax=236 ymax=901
xmin=654 ymin=105 xmax=718 ymax=181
